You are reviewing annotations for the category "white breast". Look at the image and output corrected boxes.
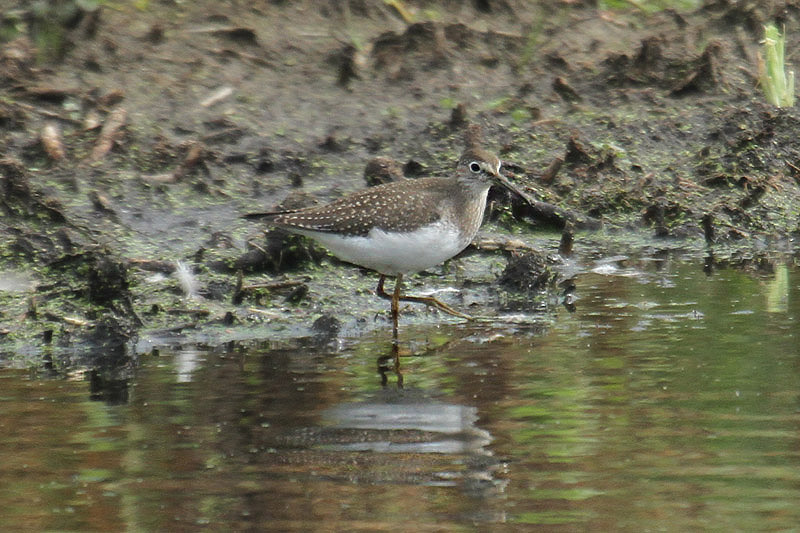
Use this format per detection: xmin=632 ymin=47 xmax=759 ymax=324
xmin=307 ymin=219 xmax=469 ymax=275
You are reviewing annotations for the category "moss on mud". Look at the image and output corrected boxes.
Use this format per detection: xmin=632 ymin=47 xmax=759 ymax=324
xmin=1 ymin=1 xmax=800 ymax=360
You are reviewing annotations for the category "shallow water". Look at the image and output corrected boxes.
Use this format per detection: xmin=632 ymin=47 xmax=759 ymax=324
xmin=1 ymin=251 xmax=799 ymax=532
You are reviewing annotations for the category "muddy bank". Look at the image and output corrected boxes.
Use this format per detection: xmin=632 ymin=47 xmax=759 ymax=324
xmin=1 ymin=0 xmax=799 ymax=361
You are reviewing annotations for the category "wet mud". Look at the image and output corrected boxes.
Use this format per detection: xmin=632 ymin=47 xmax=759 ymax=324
xmin=1 ymin=0 xmax=799 ymax=361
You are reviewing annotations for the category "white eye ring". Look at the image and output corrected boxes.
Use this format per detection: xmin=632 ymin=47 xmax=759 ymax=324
xmin=468 ymin=161 xmax=482 ymax=173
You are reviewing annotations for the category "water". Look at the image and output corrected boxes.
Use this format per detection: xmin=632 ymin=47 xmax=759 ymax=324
xmin=1 ymin=252 xmax=799 ymax=531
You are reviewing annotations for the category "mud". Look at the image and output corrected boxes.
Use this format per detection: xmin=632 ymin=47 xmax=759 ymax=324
xmin=1 ymin=0 xmax=799 ymax=361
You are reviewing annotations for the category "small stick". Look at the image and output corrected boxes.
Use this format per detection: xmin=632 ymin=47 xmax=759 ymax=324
xmin=40 ymin=122 xmax=66 ymax=161
xmin=87 ymin=107 xmax=127 ymax=162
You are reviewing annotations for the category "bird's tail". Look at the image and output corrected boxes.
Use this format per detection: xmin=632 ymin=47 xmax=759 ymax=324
xmin=241 ymin=211 xmax=289 ymax=220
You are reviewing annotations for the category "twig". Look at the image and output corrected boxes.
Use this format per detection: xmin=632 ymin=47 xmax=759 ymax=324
xmin=472 ymin=237 xmax=540 ymax=254
xmin=87 ymin=107 xmax=127 ymax=163
xmin=247 ymin=307 xmax=283 ymax=319
xmin=540 ymin=156 xmax=563 ymax=185
xmin=166 ymin=308 xmax=210 ymax=316
xmin=241 ymin=280 xmax=305 ymax=291
xmin=200 ymin=86 xmax=234 ymax=108
xmin=40 ymin=122 xmax=65 ymax=161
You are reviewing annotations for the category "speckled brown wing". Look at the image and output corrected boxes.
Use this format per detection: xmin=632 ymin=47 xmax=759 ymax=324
xmin=272 ymin=177 xmax=454 ymax=237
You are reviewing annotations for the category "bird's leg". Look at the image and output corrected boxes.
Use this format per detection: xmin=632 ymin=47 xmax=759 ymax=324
xmin=375 ymin=274 xmax=472 ymax=320
xmin=392 ymin=342 xmax=403 ymax=388
xmin=376 ymin=274 xmax=402 ymax=339
xmin=376 ymin=274 xmax=391 ymax=299
xmin=391 ymin=274 xmax=402 ymax=341
xmin=376 ymin=342 xmax=404 ymax=388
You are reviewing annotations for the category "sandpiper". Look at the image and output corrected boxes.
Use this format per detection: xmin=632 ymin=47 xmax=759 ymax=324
xmin=246 ymin=130 xmax=527 ymax=338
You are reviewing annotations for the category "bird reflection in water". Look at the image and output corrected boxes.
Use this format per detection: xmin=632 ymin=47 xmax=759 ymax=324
xmin=377 ymin=342 xmax=403 ymax=388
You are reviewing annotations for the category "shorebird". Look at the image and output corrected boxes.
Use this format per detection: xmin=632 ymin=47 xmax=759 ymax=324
xmin=245 ymin=130 xmax=527 ymax=338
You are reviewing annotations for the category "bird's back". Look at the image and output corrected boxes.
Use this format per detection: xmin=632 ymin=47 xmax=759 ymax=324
xmin=273 ymin=177 xmax=463 ymax=237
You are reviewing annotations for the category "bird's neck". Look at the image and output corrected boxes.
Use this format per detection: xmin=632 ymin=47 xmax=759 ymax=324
xmin=455 ymin=185 xmax=491 ymax=245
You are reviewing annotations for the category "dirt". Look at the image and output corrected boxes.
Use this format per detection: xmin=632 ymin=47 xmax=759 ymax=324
xmin=1 ymin=0 xmax=799 ymax=362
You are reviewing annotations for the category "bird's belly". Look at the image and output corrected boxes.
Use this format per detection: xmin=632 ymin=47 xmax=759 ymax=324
xmin=309 ymin=221 xmax=469 ymax=275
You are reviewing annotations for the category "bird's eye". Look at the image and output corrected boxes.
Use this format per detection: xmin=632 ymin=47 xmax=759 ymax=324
xmin=468 ymin=161 xmax=482 ymax=173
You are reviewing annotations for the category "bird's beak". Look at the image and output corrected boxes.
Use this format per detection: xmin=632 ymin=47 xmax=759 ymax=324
xmin=493 ymin=162 xmax=529 ymax=200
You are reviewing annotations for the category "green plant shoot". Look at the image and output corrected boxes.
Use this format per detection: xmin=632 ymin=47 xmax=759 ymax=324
xmin=760 ymin=24 xmax=795 ymax=107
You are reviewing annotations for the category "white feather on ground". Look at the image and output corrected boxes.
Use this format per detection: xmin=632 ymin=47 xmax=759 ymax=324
xmin=174 ymin=261 xmax=202 ymax=300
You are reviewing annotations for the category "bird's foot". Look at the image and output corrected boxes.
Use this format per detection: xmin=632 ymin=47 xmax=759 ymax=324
xmin=395 ymin=293 xmax=472 ymax=320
